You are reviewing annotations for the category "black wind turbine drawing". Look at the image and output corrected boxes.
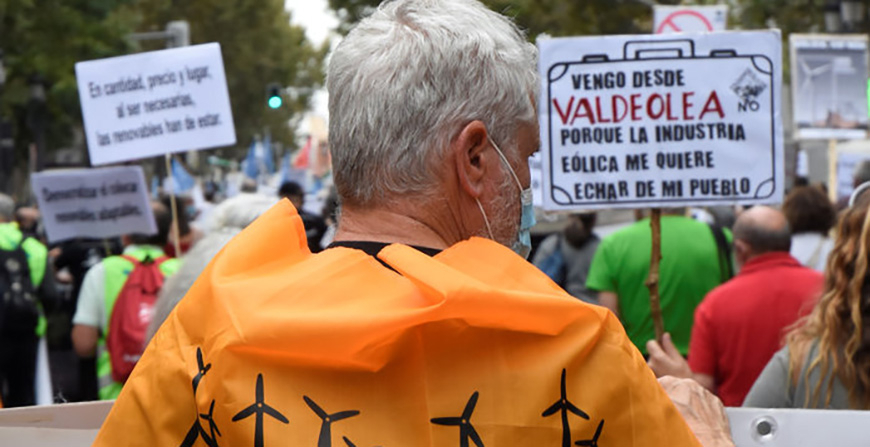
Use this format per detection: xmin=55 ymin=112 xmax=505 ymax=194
xmin=342 ymin=435 xmax=382 ymax=447
xmin=574 ymin=420 xmax=604 ymax=447
xmin=179 ymin=420 xmax=210 ymax=447
xmin=431 ymin=391 xmax=484 ymax=447
xmin=198 ymin=400 xmax=222 ymax=446
xmin=179 ymin=347 xmax=217 ymax=447
xmin=542 ymin=369 xmax=589 ymax=447
xmin=304 ymin=395 xmax=360 ymax=447
xmin=232 ymin=374 xmax=289 ymax=447
xmin=192 ymin=347 xmax=211 ymax=394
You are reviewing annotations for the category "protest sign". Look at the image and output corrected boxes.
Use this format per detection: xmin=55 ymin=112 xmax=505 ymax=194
xmin=529 ymin=152 xmax=544 ymax=208
xmin=831 ymin=138 xmax=870 ymax=203
xmin=537 ymin=31 xmax=783 ymax=211
xmin=790 ymin=34 xmax=869 ymax=140
xmin=31 ymin=166 xmax=155 ymax=243
xmin=75 ymin=43 xmax=236 ymax=165
xmin=653 ymin=5 xmax=728 ymax=34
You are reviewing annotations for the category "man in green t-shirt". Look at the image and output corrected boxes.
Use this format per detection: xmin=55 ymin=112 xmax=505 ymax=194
xmin=586 ymin=210 xmax=731 ymax=355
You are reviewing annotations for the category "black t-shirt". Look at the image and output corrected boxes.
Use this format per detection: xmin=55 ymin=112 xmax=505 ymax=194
xmin=326 ymin=241 xmax=441 ymax=271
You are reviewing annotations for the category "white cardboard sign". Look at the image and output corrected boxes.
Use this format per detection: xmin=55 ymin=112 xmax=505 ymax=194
xmin=537 ymin=31 xmax=783 ymax=211
xmin=31 ymin=166 xmax=156 ymax=243
xmin=75 ymin=43 xmax=236 ymax=165
xmin=654 ymin=5 xmax=728 ymax=34
xmin=790 ymin=34 xmax=870 ymax=140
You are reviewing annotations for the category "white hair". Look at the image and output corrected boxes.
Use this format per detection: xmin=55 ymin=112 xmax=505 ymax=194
xmin=327 ymin=0 xmax=538 ymax=207
xmin=0 ymin=194 xmax=13 ymax=221
xmin=203 ymin=193 xmax=277 ymax=233
xmin=145 ymin=195 xmax=276 ymax=344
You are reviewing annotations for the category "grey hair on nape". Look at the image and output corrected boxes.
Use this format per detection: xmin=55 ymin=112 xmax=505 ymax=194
xmin=327 ymin=0 xmax=538 ymax=208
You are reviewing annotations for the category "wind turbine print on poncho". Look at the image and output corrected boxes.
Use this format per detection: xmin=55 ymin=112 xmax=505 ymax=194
xmin=542 ymin=369 xmax=590 ymax=447
xmin=431 ymin=391 xmax=484 ymax=447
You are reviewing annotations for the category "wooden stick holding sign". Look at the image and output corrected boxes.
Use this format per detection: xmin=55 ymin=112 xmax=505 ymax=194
xmin=827 ymin=139 xmax=838 ymax=204
xmin=645 ymin=208 xmax=665 ymax=344
xmin=164 ymin=154 xmax=182 ymax=258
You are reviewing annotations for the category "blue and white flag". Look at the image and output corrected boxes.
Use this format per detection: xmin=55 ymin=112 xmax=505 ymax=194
xmin=243 ymin=139 xmax=259 ymax=179
xmin=171 ymin=158 xmax=195 ymax=193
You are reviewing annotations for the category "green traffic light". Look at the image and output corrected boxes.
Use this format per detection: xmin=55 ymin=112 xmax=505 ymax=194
xmin=268 ymin=96 xmax=283 ymax=109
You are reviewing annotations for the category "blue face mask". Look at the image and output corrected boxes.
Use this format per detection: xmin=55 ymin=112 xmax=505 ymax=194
xmin=476 ymin=137 xmax=536 ymax=259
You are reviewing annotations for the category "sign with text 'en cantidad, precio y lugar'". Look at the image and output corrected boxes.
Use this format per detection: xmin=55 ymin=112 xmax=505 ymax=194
xmin=75 ymin=43 xmax=236 ymax=166
xmin=537 ymin=31 xmax=784 ymax=211
xmin=31 ymin=166 xmax=156 ymax=243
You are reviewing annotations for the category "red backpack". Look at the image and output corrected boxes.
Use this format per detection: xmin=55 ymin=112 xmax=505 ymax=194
xmin=106 ymin=255 xmax=168 ymax=384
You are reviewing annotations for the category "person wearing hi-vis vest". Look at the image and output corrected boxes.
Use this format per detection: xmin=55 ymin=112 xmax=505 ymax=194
xmin=94 ymin=1 xmax=733 ymax=446
xmin=71 ymin=201 xmax=179 ymax=400
xmin=0 ymin=193 xmax=57 ymax=407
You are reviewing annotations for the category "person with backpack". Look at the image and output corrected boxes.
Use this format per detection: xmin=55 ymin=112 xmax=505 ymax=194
xmin=0 ymin=193 xmax=56 ymax=407
xmin=532 ymin=213 xmax=601 ymax=304
xmin=71 ymin=201 xmax=179 ymax=400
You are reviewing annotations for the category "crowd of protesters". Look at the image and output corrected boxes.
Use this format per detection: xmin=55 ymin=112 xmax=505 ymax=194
xmin=7 ymin=166 xmax=864 ymax=413
xmin=5 ymin=1 xmax=870 ymax=445
xmin=0 ymin=179 xmax=331 ymax=406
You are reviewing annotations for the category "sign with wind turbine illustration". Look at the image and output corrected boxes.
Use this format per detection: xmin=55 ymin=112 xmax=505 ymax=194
xmin=791 ymin=34 xmax=870 ymax=140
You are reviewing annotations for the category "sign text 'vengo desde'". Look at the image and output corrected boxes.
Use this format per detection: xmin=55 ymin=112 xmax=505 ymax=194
xmin=31 ymin=166 xmax=156 ymax=243
xmin=537 ymin=31 xmax=784 ymax=211
xmin=75 ymin=43 xmax=236 ymax=165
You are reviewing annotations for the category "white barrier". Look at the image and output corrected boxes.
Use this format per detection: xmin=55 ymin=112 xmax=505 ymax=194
xmin=0 ymin=400 xmax=113 ymax=447
xmin=727 ymin=407 xmax=870 ymax=446
xmin=0 ymin=401 xmax=866 ymax=446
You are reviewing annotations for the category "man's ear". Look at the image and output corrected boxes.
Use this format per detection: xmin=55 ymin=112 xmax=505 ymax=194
xmin=734 ymin=239 xmax=751 ymax=262
xmin=452 ymin=120 xmax=490 ymax=198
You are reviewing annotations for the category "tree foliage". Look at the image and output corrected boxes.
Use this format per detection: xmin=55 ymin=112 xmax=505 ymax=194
xmin=0 ymin=0 xmax=324 ymax=177
xmin=327 ymin=0 xmax=838 ymax=40
xmin=326 ymin=0 xmax=850 ymax=94
xmin=0 ymin=0 xmax=137 ymax=168
xmin=124 ymin=0 xmax=327 ymax=157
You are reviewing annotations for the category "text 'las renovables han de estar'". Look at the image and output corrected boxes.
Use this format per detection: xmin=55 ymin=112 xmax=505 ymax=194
xmin=76 ymin=43 xmax=236 ymax=165
xmin=537 ymin=32 xmax=784 ymax=211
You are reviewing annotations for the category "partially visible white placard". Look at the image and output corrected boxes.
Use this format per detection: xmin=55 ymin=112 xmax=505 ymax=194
xmin=75 ymin=43 xmax=236 ymax=165
xmin=537 ymin=31 xmax=783 ymax=211
xmin=31 ymin=166 xmax=156 ymax=243
xmin=654 ymin=5 xmax=728 ymax=34
xmin=790 ymin=34 xmax=870 ymax=140
xmin=529 ymin=152 xmax=544 ymax=208
xmin=727 ymin=407 xmax=870 ymax=446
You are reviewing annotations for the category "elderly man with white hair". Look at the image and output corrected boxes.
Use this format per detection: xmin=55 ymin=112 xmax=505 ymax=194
xmin=93 ymin=1 xmax=728 ymax=446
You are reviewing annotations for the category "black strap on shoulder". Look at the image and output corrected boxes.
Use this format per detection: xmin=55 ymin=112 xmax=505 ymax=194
xmin=708 ymin=223 xmax=733 ymax=283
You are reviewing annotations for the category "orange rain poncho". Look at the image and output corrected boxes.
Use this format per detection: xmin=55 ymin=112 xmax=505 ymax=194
xmin=93 ymin=201 xmax=699 ymax=447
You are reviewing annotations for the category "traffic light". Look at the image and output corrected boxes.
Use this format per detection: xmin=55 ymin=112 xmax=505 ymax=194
xmin=266 ymin=83 xmax=283 ymax=109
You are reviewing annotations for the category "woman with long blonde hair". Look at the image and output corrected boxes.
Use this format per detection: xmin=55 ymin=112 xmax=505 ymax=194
xmin=745 ymin=190 xmax=870 ymax=408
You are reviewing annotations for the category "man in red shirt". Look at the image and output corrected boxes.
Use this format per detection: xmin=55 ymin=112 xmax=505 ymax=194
xmin=647 ymin=206 xmax=823 ymax=406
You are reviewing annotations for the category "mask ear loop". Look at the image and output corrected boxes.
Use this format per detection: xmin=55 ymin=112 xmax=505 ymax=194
xmin=475 ymin=198 xmax=495 ymax=240
xmin=487 ymin=136 xmax=522 ymax=191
